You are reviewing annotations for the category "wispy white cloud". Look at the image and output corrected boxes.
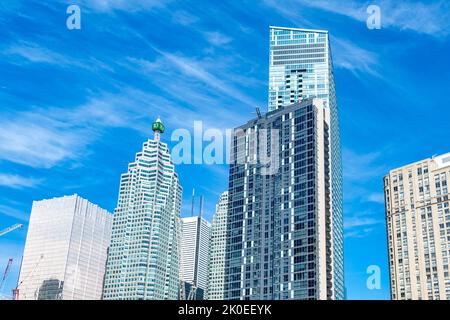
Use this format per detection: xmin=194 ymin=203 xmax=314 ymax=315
xmin=343 ymin=149 xmax=388 ymax=182
xmin=0 ymin=204 xmax=29 ymax=221
xmin=262 ymin=0 xmax=315 ymax=27
xmin=203 ymin=31 xmax=233 ymax=46
xmin=368 ymin=192 xmax=385 ymax=204
xmin=331 ymin=37 xmax=380 ymax=78
xmin=158 ymin=51 xmax=257 ymax=106
xmin=3 ymin=41 xmax=114 ymax=73
xmin=172 ymin=10 xmax=199 ymax=26
xmin=0 ymin=110 xmax=87 ymax=168
xmin=0 ymin=174 xmax=42 ymax=189
xmin=343 ymin=148 xmax=388 ymax=239
xmin=291 ymin=0 xmax=450 ymax=37
xmin=76 ymin=0 xmax=169 ymax=13
xmin=344 ymin=212 xmax=384 ymax=239
xmin=0 ymin=87 xmax=183 ymax=168
xmin=127 ymin=49 xmax=259 ymax=108
xmin=4 ymin=41 xmax=86 ymax=68
xmin=344 ymin=216 xmax=383 ymax=229
xmin=344 ymin=227 xmax=375 ymax=239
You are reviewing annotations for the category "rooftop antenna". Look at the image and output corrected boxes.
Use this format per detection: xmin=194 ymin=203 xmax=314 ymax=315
xmin=255 ymin=107 xmax=262 ymax=119
xmin=191 ymin=188 xmax=195 ymax=217
xmin=199 ymin=196 xmax=203 ymax=219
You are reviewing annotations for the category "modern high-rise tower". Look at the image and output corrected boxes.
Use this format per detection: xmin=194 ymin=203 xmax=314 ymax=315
xmin=17 ymin=195 xmax=112 ymax=300
xmin=102 ymin=118 xmax=182 ymax=300
xmin=207 ymin=191 xmax=229 ymax=300
xmin=384 ymin=152 xmax=450 ymax=300
xmin=224 ymin=27 xmax=343 ymax=301
xmin=267 ymin=26 xmax=343 ymax=299
xmin=224 ymin=97 xmax=343 ymax=300
xmin=179 ymin=216 xmax=211 ymax=299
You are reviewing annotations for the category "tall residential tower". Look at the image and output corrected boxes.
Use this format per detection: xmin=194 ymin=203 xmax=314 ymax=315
xmin=385 ymin=153 xmax=450 ymax=300
xmin=102 ymin=118 xmax=182 ymax=300
xmin=17 ymin=195 xmax=112 ymax=300
xmin=224 ymin=27 xmax=344 ymax=300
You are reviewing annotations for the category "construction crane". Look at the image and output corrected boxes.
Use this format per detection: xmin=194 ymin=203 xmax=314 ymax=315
xmin=0 ymin=224 xmax=23 ymax=237
xmin=13 ymin=254 xmax=44 ymax=300
xmin=0 ymin=258 xmax=13 ymax=291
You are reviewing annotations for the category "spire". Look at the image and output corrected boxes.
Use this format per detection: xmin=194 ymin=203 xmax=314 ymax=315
xmin=152 ymin=117 xmax=165 ymax=141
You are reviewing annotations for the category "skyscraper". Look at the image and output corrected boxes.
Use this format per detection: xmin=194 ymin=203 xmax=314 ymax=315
xmin=384 ymin=152 xmax=450 ymax=300
xmin=17 ymin=195 xmax=112 ymax=300
xmin=208 ymin=191 xmax=229 ymax=300
xmin=225 ymin=97 xmax=342 ymax=300
xmin=102 ymin=118 xmax=182 ymax=300
xmin=179 ymin=216 xmax=211 ymax=299
xmin=267 ymin=26 xmax=343 ymax=299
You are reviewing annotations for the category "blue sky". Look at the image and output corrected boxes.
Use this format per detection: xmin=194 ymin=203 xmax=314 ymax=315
xmin=1 ymin=0 xmax=450 ymax=300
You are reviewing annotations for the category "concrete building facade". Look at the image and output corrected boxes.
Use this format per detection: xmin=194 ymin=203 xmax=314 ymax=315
xmin=385 ymin=152 xmax=450 ymax=300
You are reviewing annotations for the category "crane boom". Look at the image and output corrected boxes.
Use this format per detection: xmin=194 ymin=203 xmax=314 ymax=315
xmin=13 ymin=254 xmax=43 ymax=300
xmin=1 ymin=258 xmax=13 ymax=291
xmin=0 ymin=224 xmax=23 ymax=237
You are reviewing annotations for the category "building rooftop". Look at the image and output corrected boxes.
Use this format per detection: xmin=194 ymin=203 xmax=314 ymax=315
xmin=388 ymin=152 xmax=450 ymax=174
xmin=270 ymin=26 xmax=328 ymax=34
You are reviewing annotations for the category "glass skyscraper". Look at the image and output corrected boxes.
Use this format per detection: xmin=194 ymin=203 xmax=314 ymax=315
xmin=223 ymin=27 xmax=344 ymax=300
xmin=270 ymin=26 xmax=343 ymax=299
xmin=102 ymin=118 xmax=182 ymax=300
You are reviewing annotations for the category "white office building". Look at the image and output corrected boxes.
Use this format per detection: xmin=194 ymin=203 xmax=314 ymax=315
xmin=207 ymin=191 xmax=229 ymax=300
xmin=17 ymin=195 xmax=112 ymax=300
xmin=180 ymin=216 xmax=211 ymax=297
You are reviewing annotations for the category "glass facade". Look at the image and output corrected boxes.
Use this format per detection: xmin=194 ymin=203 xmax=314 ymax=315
xmin=224 ymin=98 xmax=341 ymax=300
xmin=18 ymin=195 xmax=112 ymax=300
xmin=269 ymin=27 xmax=330 ymax=112
xmin=268 ymin=27 xmax=344 ymax=299
xmin=102 ymin=129 xmax=182 ymax=300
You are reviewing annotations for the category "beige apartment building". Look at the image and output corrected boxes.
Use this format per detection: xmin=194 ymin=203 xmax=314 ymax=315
xmin=384 ymin=152 xmax=450 ymax=300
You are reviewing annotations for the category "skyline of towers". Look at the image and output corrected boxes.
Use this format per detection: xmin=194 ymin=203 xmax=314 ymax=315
xmin=17 ymin=195 xmax=112 ymax=300
xmin=10 ymin=23 xmax=448 ymax=301
xmin=384 ymin=152 xmax=450 ymax=300
xmin=10 ymin=26 xmax=346 ymax=301
xmin=102 ymin=118 xmax=182 ymax=300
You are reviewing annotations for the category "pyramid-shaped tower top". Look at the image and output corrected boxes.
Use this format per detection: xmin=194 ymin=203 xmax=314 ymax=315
xmin=152 ymin=117 xmax=165 ymax=134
